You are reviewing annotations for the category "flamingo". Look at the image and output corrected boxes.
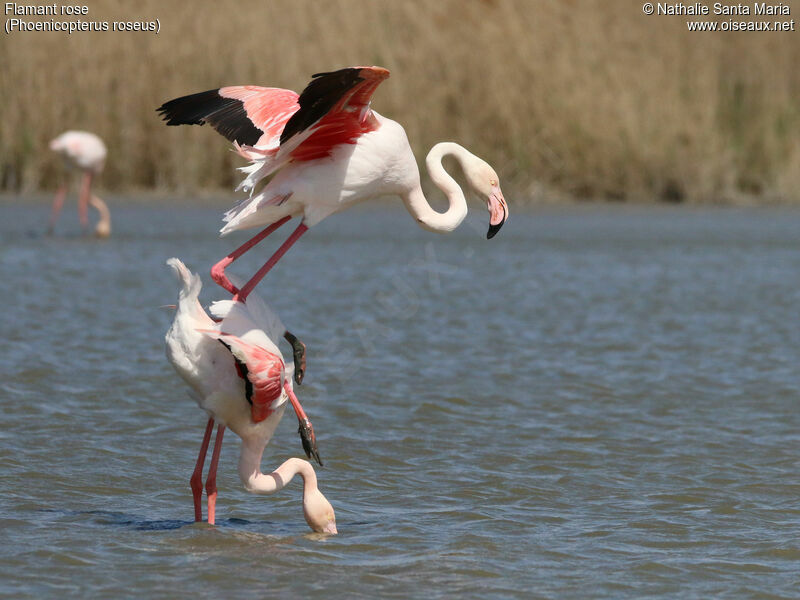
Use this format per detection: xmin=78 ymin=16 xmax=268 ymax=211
xmin=48 ymin=131 xmax=111 ymax=237
xmin=165 ymin=258 xmax=334 ymax=532
xmin=157 ymin=66 xmax=509 ymax=303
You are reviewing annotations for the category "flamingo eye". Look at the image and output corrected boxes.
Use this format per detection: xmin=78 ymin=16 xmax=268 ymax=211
xmin=490 ymin=179 xmax=497 ymax=186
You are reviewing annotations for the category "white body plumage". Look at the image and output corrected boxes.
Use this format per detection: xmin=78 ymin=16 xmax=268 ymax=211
xmin=223 ymin=112 xmax=420 ymax=233
xmin=164 ymin=258 xmax=290 ymax=443
xmin=49 ymin=130 xmax=107 ymax=173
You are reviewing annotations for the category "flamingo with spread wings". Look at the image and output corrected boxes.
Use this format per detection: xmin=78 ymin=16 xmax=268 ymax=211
xmin=157 ymin=66 xmax=508 ymax=303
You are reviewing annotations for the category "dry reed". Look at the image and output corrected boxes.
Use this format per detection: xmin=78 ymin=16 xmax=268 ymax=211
xmin=1 ymin=0 xmax=799 ymax=203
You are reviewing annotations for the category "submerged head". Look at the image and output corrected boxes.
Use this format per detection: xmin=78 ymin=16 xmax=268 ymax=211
xmin=463 ymin=155 xmax=509 ymax=239
xmin=94 ymin=220 xmax=111 ymax=239
xmin=303 ymin=487 xmax=338 ymax=534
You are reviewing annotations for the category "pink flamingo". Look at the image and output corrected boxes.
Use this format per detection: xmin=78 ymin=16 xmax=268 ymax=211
xmin=158 ymin=66 xmax=508 ymax=302
xmin=48 ymin=130 xmax=111 ymax=237
xmin=165 ymin=258 xmax=334 ymax=532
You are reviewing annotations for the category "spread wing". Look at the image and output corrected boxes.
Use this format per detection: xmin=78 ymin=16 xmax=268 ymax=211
xmin=157 ymin=66 xmax=390 ymax=190
xmin=158 ymin=66 xmax=388 ymax=156
xmin=282 ymin=66 xmax=389 ymax=161
xmin=157 ymin=86 xmax=299 ymax=149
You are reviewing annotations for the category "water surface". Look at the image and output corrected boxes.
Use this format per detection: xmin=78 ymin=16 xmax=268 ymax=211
xmin=1 ymin=200 xmax=798 ymax=598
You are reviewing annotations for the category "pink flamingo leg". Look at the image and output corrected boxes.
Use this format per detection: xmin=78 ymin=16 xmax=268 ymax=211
xmin=284 ymin=381 xmax=321 ymax=466
xmin=78 ymin=171 xmax=93 ymax=229
xmin=211 ymin=216 xmax=292 ymax=295
xmin=205 ymin=424 xmax=226 ymax=525
xmin=48 ymin=184 xmax=67 ymax=233
xmin=190 ymin=417 xmax=215 ymax=522
xmin=285 ymin=381 xmax=312 ymax=427
xmin=233 ymin=223 xmax=309 ymax=303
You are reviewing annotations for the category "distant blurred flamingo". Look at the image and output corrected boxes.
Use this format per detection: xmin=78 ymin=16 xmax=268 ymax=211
xmin=165 ymin=259 xmax=333 ymax=532
xmin=48 ymin=130 xmax=111 ymax=237
xmin=158 ymin=66 xmax=508 ymax=303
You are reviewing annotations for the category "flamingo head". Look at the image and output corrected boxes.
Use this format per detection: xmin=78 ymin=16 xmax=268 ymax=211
xmin=94 ymin=220 xmax=111 ymax=239
xmin=464 ymin=158 xmax=509 ymax=239
xmin=303 ymin=487 xmax=338 ymax=534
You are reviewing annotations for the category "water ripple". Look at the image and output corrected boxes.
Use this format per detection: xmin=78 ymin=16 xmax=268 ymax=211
xmin=1 ymin=203 xmax=799 ymax=599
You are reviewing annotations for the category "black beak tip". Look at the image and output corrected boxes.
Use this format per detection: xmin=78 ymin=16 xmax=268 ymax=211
xmin=487 ymin=221 xmax=504 ymax=239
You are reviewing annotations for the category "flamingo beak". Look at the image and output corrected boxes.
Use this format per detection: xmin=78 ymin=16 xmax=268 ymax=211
xmin=486 ymin=184 xmax=508 ymax=239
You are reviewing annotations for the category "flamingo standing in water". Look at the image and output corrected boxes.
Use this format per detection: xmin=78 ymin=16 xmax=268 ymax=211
xmin=48 ymin=131 xmax=112 ymax=238
xmin=165 ymin=258 xmax=334 ymax=532
xmin=157 ymin=66 xmax=509 ymax=303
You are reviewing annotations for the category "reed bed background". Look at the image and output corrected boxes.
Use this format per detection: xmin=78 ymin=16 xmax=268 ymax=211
xmin=1 ymin=0 xmax=798 ymax=203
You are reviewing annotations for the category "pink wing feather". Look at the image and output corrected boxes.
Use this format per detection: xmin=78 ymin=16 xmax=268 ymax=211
xmin=283 ymin=66 xmax=389 ymax=162
xmin=198 ymin=329 xmax=285 ymax=423
xmin=218 ymin=86 xmax=299 ymax=150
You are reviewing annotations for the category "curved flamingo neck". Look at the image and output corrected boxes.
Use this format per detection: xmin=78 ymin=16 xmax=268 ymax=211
xmin=401 ymin=142 xmax=470 ymax=233
xmin=89 ymin=195 xmax=111 ymax=237
xmin=238 ymin=441 xmax=317 ymax=495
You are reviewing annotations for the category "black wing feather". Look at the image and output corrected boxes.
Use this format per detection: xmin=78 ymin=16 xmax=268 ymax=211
xmin=156 ymin=90 xmax=263 ymax=146
xmin=218 ymin=340 xmax=254 ymax=405
xmin=279 ymin=68 xmax=365 ymax=144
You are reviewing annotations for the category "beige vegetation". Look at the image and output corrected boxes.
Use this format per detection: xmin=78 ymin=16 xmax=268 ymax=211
xmin=1 ymin=0 xmax=798 ymax=203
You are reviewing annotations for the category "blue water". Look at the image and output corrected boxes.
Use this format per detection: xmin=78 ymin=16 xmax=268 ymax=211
xmin=1 ymin=200 xmax=799 ymax=598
